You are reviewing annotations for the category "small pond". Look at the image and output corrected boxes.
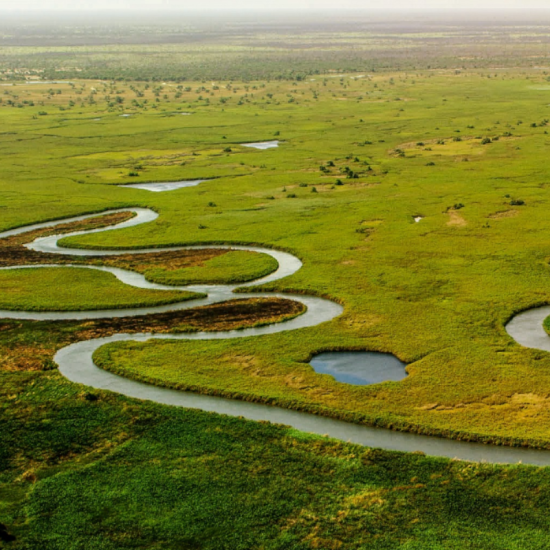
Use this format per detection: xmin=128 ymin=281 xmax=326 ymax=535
xmin=120 ymin=180 xmax=207 ymax=192
xmin=310 ymin=351 xmax=408 ymax=386
xmin=241 ymin=140 xmax=279 ymax=150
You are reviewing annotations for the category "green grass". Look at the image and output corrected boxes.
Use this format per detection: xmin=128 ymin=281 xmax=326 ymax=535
xmin=3 ymin=368 xmax=550 ymax=549
xmin=5 ymin=56 xmax=550 ymax=546
xmin=0 ymin=268 xmax=198 ymax=311
xmin=144 ymin=250 xmax=278 ymax=286
xmin=2 ymin=69 xmax=550 ymax=442
xmin=3 ymin=72 xmax=550 ymax=445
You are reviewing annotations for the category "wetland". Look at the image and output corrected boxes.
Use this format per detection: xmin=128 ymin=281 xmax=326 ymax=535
xmin=5 ymin=10 xmax=550 ymax=548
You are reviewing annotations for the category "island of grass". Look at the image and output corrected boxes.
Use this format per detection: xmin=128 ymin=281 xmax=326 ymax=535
xmin=142 ymin=249 xmax=278 ymax=286
xmin=0 ymin=267 xmax=199 ymax=311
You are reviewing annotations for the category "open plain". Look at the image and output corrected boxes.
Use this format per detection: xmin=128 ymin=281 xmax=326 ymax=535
xmin=4 ymin=11 xmax=550 ymax=548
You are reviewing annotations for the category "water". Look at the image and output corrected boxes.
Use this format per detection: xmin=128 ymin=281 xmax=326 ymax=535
xmin=5 ymin=207 xmax=550 ymax=464
xmin=241 ymin=141 xmax=279 ymax=150
xmin=120 ymin=180 xmax=207 ymax=192
xmin=310 ymin=351 xmax=407 ymax=385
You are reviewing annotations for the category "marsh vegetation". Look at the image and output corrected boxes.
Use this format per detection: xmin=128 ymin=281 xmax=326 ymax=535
xmin=4 ymin=10 xmax=550 ymax=547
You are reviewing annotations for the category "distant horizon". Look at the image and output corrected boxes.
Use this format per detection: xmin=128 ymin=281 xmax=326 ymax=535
xmin=4 ymin=6 xmax=550 ymax=10
xmin=3 ymin=0 xmax=550 ymax=13
xmin=3 ymin=6 xmax=550 ymax=15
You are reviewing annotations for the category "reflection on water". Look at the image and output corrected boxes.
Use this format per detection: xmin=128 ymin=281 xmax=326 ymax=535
xmin=311 ymin=351 xmax=407 ymax=385
xmin=120 ymin=180 xmax=207 ymax=192
xmin=241 ymin=140 xmax=279 ymax=150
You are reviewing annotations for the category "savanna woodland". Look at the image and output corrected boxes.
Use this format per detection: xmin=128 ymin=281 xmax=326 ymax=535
xmin=4 ymin=9 xmax=550 ymax=549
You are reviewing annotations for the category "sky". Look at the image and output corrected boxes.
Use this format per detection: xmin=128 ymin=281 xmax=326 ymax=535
xmin=2 ymin=0 xmax=550 ymax=10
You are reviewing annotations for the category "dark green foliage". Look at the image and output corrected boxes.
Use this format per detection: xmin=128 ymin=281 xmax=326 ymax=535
xmin=3 ymin=373 xmax=550 ymax=549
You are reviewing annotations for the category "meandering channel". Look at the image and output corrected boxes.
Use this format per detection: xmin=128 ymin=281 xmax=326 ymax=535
xmin=2 ymin=208 xmax=550 ymax=465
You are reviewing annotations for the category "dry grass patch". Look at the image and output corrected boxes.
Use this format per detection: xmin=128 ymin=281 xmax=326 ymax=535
xmin=447 ymin=210 xmax=467 ymax=226
xmin=488 ymin=209 xmax=518 ymax=219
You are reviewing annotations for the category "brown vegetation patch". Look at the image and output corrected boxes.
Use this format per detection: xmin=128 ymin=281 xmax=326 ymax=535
xmin=510 ymin=393 xmax=549 ymax=405
xmin=421 ymin=393 xmax=550 ymax=416
xmin=84 ymin=298 xmax=305 ymax=336
xmin=447 ymin=210 xmax=467 ymax=226
xmin=98 ymin=248 xmax=229 ymax=274
xmin=487 ymin=209 xmax=518 ymax=219
xmin=0 ymin=345 xmax=56 ymax=372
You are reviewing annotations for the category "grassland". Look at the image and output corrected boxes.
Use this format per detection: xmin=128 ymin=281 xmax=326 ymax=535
xmin=5 ymin=19 xmax=550 ymax=545
xmin=4 ymin=372 xmax=550 ymax=549
xmin=5 ymin=70 xmax=550 ymax=447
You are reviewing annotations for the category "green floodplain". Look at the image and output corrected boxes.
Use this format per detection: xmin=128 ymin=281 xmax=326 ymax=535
xmin=5 ymin=11 xmax=550 ymax=548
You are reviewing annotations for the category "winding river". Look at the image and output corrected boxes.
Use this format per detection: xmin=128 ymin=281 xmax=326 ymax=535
xmin=2 ymin=208 xmax=550 ymax=465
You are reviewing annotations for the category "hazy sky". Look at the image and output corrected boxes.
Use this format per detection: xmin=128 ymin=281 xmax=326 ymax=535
xmin=2 ymin=0 xmax=550 ymax=10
